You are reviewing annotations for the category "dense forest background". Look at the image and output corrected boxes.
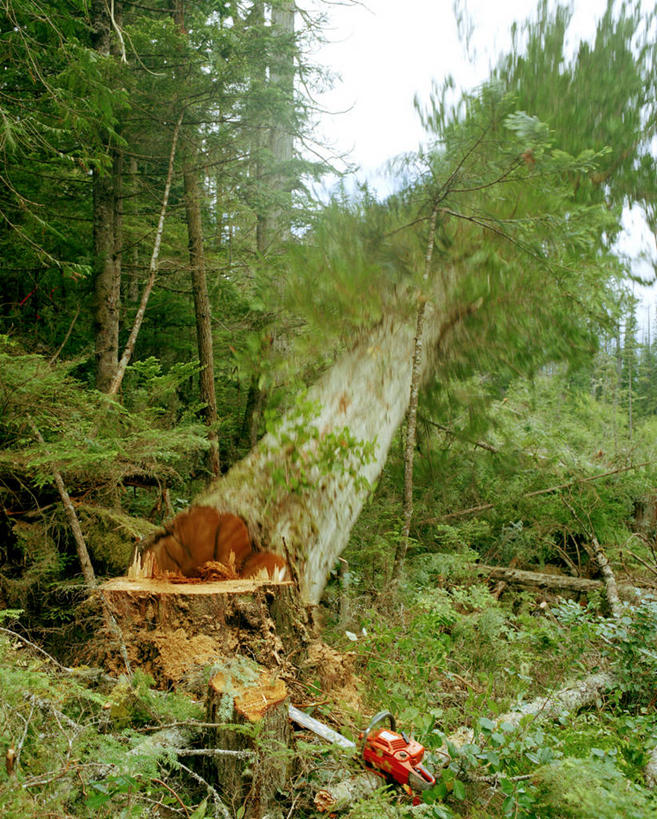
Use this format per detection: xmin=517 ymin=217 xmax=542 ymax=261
xmin=3 ymin=0 xmax=657 ymax=816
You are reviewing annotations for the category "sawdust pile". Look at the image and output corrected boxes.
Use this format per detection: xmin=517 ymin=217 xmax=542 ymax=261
xmin=152 ymin=628 xmax=221 ymax=682
xmin=303 ymin=642 xmax=362 ymax=709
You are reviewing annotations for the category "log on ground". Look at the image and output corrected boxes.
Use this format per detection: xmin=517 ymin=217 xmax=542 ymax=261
xmin=474 ymin=564 xmax=645 ymax=602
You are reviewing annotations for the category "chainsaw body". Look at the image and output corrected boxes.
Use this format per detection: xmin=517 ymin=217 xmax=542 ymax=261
xmin=360 ymin=711 xmax=435 ymax=798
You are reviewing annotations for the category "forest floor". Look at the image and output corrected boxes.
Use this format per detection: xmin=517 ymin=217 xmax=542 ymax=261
xmin=2 ymin=559 xmax=657 ymax=818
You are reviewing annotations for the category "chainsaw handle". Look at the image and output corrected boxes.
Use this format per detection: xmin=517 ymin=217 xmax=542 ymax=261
xmin=362 ymin=710 xmax=396 ymax=741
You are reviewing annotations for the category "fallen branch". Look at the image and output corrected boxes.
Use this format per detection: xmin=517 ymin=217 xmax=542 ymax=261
xmin=176 ymin=748 xmax=256 ymax=759
xmin=590 ymin=536 xmax=622 ymax=618
xmin=24 ymin=693 xmax=81 ymax=733
xmin=176 ymin=762 xmax=232 ymax=819
xmin=419 ymin=416 xmax=498 ymax=453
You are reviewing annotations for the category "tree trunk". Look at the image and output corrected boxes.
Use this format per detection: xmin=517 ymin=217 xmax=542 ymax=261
xmin=439 ymin=671 xmax=617 ymax=759
xmin=92 ymin=0 xmax=122 ymax=392
xmin=168 ymin=0 xmax=220 ymax=475
xmin=93 ymin=164 xmax=121 ymax=392
xmin=205 ymin=659 xmax=290 ymax=818
xmin=183 ymin=152 xmax=221 ymax=477
xmin=197 ymin=311 xmax=442 ymax=605
xmin=266 ymin=0 xmax=295 ymax=244
xmin=393 ymin=204 xmax=439 ymax=580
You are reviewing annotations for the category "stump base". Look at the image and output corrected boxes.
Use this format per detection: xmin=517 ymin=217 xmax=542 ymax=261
xmin=97 ymin=576 xmax=293 ymax=687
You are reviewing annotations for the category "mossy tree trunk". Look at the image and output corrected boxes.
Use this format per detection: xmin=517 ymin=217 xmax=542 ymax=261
xmin=197 ymin=313 xmax=444 ymax=605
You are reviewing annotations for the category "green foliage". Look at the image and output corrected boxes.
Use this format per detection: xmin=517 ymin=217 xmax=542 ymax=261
xmin=0 ymin=337 xmax=209 ymax=612
xmin=532 ymin=758 xmax=657 ymax=818
xmin=553 ymin=596 xmax=657 ymax=706
xmin=263 ymin=395 xmax=376 ymax=499
xmin=0 ymin=628 xmax=205 ymax=818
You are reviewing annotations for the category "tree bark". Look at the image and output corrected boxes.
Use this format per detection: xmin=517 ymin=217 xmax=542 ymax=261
xmin=182 ymin=151 xmax=221 ymax=477
xmin=197 ymin=310 xmax=443 ymax=605
xmin=205 ymin=660 xmax=290 ymax=819
xmin=93 ymin=162 xmax=120 ymax=392
xmin=91 ymin=0 xmax=122 ymax=393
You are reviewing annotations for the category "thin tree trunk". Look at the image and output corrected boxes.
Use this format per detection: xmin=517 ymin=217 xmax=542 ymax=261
xmin=167 ymin=0 xmax=220 ymax=476
xmin=108 ymin=111 xmax=183 ymax=397
xmin=267 ymin=0 xmax=295 ymax=244
xmin=91 ymin=0 xmax=122 ymax=393
xmin=392 ymin=204 xmax=439 ymax=580
xmin=27 ymin=418 xmax=97 ymax=587
xmin=27 ymin=418 xmax=131 ymax=672
xmin=93 ymin=165 xmax=120 ymax=392
xmin=182 ymin=152 xmax=221 ymax=476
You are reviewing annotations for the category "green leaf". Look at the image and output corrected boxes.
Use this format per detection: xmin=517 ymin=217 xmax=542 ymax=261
xmin=452 ymin=779 xmax=466 ymax=801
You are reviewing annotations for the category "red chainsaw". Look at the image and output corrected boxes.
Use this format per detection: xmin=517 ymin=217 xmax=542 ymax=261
xmin=289 ymin=705 xmax=435 ymax=804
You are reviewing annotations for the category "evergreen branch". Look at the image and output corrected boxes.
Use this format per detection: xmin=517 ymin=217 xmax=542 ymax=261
xmin=425 ymin=461 xmax=652 ymax=523
xmin=109 ymin=109 xmax=184 ymax=396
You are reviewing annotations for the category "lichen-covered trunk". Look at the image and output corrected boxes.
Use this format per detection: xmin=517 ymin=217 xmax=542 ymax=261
xmin=198 ymin=313 xmax=437 ymax=604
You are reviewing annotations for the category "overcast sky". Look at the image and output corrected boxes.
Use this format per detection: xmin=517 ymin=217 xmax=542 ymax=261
xmin=307 ymin=0 xmax=657 ymax=320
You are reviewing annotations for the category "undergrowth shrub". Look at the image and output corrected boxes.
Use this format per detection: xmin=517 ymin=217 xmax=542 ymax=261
xmin=0 ymin=622 xmax=206 ymax=818
xmin=532 ymin=758 xmax=657 ymax=818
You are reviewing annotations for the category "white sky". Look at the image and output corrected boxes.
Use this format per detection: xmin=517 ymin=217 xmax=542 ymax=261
xmin=307 ymin=0 xmax=657 ymax=321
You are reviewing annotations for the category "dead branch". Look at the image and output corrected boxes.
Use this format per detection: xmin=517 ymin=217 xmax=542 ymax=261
xmin=419 ymin=415 xmax=498 ymax=453
xmin=176 ymin=762 xmax=231 ymax=819
xmin=590 ymin=536 xmax=622 ymax=618
xmin=24 ymin=693 xmax=81 ymax=733
xmin=176 ymin=748 xmax=256 ymax=759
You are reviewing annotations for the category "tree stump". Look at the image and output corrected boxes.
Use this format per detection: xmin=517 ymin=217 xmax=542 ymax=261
xmin=205 ymin=657 xmax=290 ymax=818
xmin=98 ymin=577 xmax=299 ymax=687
